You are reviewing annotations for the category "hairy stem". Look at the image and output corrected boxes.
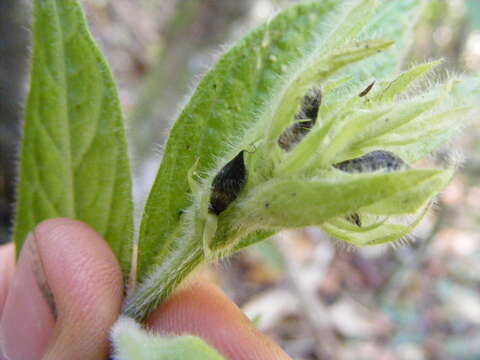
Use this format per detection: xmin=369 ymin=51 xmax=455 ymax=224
xmin=123 ymin=231 xmax=204 ymax=321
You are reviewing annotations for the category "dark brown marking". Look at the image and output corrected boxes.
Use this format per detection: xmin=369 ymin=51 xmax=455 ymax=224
xmin=359 ymin=81 xmax=375 ymax=97
xmin=278 ymin=87 xmax=322 ymax=151
xmin=333 ymin=150 xmax=405 ymax=174
xmin=334 ymin=150 xmax=407 ymax=228
xmin=209 ymin=151 xmax=247 ymax=215
xmin=345 ymin=213 xmax=362 ymax=227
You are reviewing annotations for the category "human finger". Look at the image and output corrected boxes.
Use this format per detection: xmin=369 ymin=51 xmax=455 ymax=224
xmin=0 ymin=219 xmax=124 ymax=360
xmin=146 ymin=280 xmax=292 ymax=360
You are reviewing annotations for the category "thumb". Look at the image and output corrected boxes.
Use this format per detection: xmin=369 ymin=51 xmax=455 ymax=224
xmin=146 ymin=280 xmax=292 ymax=360
xmin=0 ymin=219 xmax=124 ymax=360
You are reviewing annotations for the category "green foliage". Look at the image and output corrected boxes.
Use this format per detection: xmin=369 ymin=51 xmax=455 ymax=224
xmin=15 ymin=1 xmax=478 ymax=352
xmin=111 ymin=317 xmax=225 ymax=360
xmin=14 ymin=0 xmax=134 ymax=275
xmin=225 ymin=169 xmax=451 ymax=230
xmin=123 ymin=0 xmax=473 ymax=321
xmin=136 ymin=0 xmax=424 ymax=264
xmin=136 ymin=0 xmax=347 ymax=280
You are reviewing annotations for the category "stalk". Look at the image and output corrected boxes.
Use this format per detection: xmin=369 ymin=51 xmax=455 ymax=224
xmin=123 ymin=232 xmax=204 ymax=321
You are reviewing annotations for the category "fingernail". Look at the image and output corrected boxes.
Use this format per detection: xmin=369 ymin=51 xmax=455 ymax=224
xmin=0 ymin=233 xmax=56 ymax=360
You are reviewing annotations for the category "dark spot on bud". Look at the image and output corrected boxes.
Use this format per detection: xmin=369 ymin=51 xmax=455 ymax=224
xmin=345 ymin=213 xmax=362 ymax=227
xmin=333 ymin=150 xmax=406 ymax=227
xmin=278 ymin=87 xmax=322 ymax=151
xmin=209 ymin=151 xmax=247 ymax=215
xmin=300 ymin=87 xmax=322 ymax=120
xmin=333 ymin=150 xmax=405 ymax=173
xmin=359 ymin=81 xmax=375 ymax=97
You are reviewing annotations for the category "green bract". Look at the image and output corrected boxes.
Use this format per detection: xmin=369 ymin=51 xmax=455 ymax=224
xmin=111 ymin=317 xmax=224 ymax=360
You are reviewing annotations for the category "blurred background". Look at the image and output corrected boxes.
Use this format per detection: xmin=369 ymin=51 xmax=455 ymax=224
xmin=1 ymin=0 xmax=480 ymax=359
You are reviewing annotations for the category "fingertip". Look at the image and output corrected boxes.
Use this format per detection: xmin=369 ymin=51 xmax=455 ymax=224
xmin=146 ymin=280 xmax=291 ymax=360
xmin=0 ymin=243 xmax=15 ymax=315
xmin=0 ymin=218 xmax=124 ymax=360
xmin=0 ymin=242 xmax=14 ymax=258
xmin=0 ymin=233 xmax=55 ymax=360
xmin=34 ymin=218 xmax=124 ymax=359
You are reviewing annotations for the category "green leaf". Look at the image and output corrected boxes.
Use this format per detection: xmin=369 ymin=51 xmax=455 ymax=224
xmin=127 ymin=0 xmax=396 ymax=320
xmin=363 ymin=106 xmax=472 ymax=163
xmin=370 ymin=60 xmax=442 ymax=103
xmin=127 ymin=0 xmax=464 ymax=322
xmin=223 ymin=169 xmax=445 ymax=230
xmin=321 ymin=206 xmax=429 ymax=246
xmin=344 ymin=81 xmax=453 ymax=157
xmin=264 ymin=39 xmax=393 ymax=148
xmin=357 ymin=0 xmax=424 ymax=80
xmin=369 ymin=86 xmax=449 ymax=136
xmin=330 ymin=0 xmax=424 ymax=97
xmin=361 ymin=168 xmax=453 ymax=215
xmin=237 ymin=0 xmax=420 ymax=247
xmin=136 ymin=0 xmax=354 ymax=280
xmin=235 ymin=230 xmax=274 ymax=252
xmin=314 ymin=106 xmax=394 ymax=167
xmin=111 ymin=317 xmax=225 ymax=360
xmin=279 ymin=103 xmax=391 ymax=173
xmin=14 ymin=0 xmax=134 ymax=275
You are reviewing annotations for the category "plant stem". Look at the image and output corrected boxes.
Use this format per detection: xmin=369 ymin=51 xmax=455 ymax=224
xmin=123 ymin=231 xmax=204 ymax=321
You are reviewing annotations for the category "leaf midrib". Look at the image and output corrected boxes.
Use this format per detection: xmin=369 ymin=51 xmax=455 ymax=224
xmin=52 ymin=0 xmax=76 ymax=218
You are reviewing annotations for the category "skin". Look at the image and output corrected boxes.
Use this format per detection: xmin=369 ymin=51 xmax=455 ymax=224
xmin=0 ymin=218 xmax=291 ymax=360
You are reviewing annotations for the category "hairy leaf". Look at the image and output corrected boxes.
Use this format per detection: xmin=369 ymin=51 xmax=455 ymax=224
xmin=137 ymin=0 xmax=348 ymax=280
xmin=137 ymin=0 xmax=423 ymax=280
xmin=223 ymin=169 xmax=446 ymax=230
xmin=14 ymin=0 xmax=134 ymax=275
xmin=239 ymin=0 xmax=424 ymax=248
xmin=361 ymin=168 xmax=453 ymax=215
xmin=322 ymin=209 xmax=428 ymax=246
xmin=370 ymin=60 xmax=442 ymax=103
xmin=364 ymin=107 xmax=472 ymax=162
xmin=356 ymin=0 xmax=424 ymax=81
xmin=112 ymin=317 xmax=225 ymax=360
xmin=127 ymin=0 xmax=462 ymax=321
